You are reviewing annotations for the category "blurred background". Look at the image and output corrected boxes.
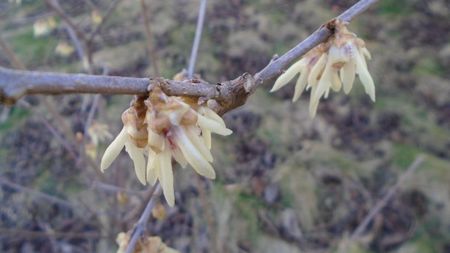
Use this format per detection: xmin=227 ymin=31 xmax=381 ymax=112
xmin=0 ymin=0 xmax=449 ymax=252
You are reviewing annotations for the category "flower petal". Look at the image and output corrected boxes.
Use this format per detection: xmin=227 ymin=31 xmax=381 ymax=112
xmin=172 ymin=147 xmax=188 ymax=168
xmin=159 ymin=149 xmax=175 ymax=207
xmin=197 ymin=114 xmax=232 ymax=136
xmin=125 ymin=141 xmax=147 ymax=185
xmin=202 ymin=129 xmax=212 ymax=150
xmin=312 ymin=63 xmax=332 ymax=105
xmin=100 ymin=128 xmax=128 ymax=172
xmin=185 ymin=126 xmax=213 ymax=162
xmin=174 ymin=128 xmax=216 ymax=179
xmin=271 ymin=60 xmax=305 ymax=92
xmin=355 ymin=51 xmax=376 ymax=101
xmin=200 ymin=107 xmax=226 ymax=127
xmin=307 ymin=53 xmax=327 ymax=88
xmin=341 ymin=59 xmax=356 ymax=94
xmin=292 ymin=70 xmax=308 ymax=102
xmin=331 ymin=70 xmax=342 ymax=92
xmin=146 ymin=150 xmax=158 ymax=185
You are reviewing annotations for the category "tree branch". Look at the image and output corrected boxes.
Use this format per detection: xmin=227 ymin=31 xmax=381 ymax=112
xmin=0 ymin=0 xmax=379 ymax=113
xmin=124 ymin=183 xmax=162 ymax=253
xmin=187 ymin=0 xmax=208 ymax=78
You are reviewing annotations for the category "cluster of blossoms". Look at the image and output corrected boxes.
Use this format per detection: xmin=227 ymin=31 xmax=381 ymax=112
xmin=270 ymin=20 xmax=375 ymax=117
xmin=101 ymin=87 xmax=232 ymax=206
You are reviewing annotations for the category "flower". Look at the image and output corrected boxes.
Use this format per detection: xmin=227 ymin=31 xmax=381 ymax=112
xmin=145 ymin=88 xmax=232 ymax=206
xmin=100 ymin=88 xmax=232 ymax=206
xmin=116 ymin=232 xmax=179 ymax=253
xmin=100 ymin=99 xmax=148 ymax=185
xmin=270 ymin=20 xmax=375 ymax=117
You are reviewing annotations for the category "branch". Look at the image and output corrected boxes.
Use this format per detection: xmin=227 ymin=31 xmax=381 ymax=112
xmin=350 ymin=156 xmax=425 ymax=239
xmin=45 ymin=0 xmax=86 ymax=41
xmin=140 ymin=0 xmax=160 ymax=76
xmin=125 ymin=183 xmax=162 ymax=253
xmin=0 ymin=0 xmax=379 ymax=113
xmin=187 ymin=0 xmax=208 ymax=78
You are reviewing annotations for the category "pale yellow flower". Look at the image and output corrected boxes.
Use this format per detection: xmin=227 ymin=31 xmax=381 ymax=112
xmin=101 ymin=100 xmax=148 ymax=185
xmin=116 ymin=232 xmax=179 ymax=253
xmin=271 ymin=20 xmax=375 ymax=117
xmin=145 ymin=88 xmax=232 ymax=206
xmin=55 ymin=41 xmax=75 ymax=57
xmin=33 ymin=17 xmax=57 ymax=37
xmin=101 ymin=88 xmax=232 ymax=206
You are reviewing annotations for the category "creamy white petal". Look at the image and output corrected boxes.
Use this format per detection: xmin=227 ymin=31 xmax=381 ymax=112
xmin=174 ymin=128 xmax=216 ymax=179
xmin=313 ymin=63 xmax=332 ymax=104
xmin=100 ymin=128 xmax=128 ymax=172
xmin=200 ymin=107 xmax=226 ymax=127
xmin=341 ymin=59 xmax=356 ymax=94
xmin=324 ymin=88 xmax=330 ymax=99
xmin=307 ymin=53 xmax=327 ymax=88
xmin=146 ymin=150 xmax=157 ymax=185
xmin=361 ymin=47 xmax=372 ymax=60
xmin=147 ymin=128 xmax=165 ymax=151
xmin=355 ymin=51 xmax=376 ymax=101
xmin=292 ymin=70 xmax=308 ymax=102
xmin=309 ymin=89 xmax=320 ymax=118
xmin=202 ymin=129 xmax=212 ymax=149
xmin=271 ymin=60 xmax=305 ymax=92
xmin=124 ymin=141 xmax=147 ymax=185
xmin=185 ymin=126 xmax=213 ymax=162
xmin=159 ymin=149 xmax=175 ymax=207
xmin=197 ymin=114 xmax=232 ymax=136
xmin=331 ymin=70 xmax=342 ymax=92
xmin=171 ymin=147 xmax=188 ymax=168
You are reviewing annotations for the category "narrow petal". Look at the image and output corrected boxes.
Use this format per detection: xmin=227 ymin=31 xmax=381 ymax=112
xmin=185 ymin=126 xmax=213 ymax=162
xmin=172 ymin=147 xmax=188 ymax=168
xmin=174 ymin=128 xmax=216 ymax=179
xmin=159 ymin=149 xmax=175 ymax=207
xmin=331 ymin=70 xmax=342 ymax=92
xmin=147 ymin=128 xmax=165 ymax=151
xmin=361 ymin=47 xmax=372 ymax=60
xmin=309 ymin=89 xmax=320 ymax=118
xmin=271 ymin=60 xmax=305 ymax=92
xmin=355 ymin=52 xmax=376 ymax=101
xmin=313 ymin=63 xmax=332 ymax=104
xmin=100 ymin=128 xmax=127 ymax=172
xmin=200 ymin=107 xmax=225 ymax=127
xmin=292 ymin=70 xmax=308 ymax=102
xmin=202 ymin=129 xmax=212 ymax=150
xmin=124 ymin=141 xmax=147 ymax=185
xmin=197 ymin=114 xmax=232 ymax=136
xmin=146 ymin=150 xmax=158 ymax=185
xmin=307 ymin=53 xmax=327 ymax=88
xmin=341 ymin=59 xmax=356 ymax=94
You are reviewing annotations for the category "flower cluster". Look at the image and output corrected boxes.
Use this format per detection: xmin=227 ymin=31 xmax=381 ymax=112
xmin=270 ymin=20 xmax=375 ymax=117
xmin=101 ymin=88 xmax=232 ymax=206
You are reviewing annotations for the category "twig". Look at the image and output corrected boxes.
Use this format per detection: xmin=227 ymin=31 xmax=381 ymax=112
xmin=0 ymin=177 xmax=74 ymax=209
xmin=125 ymin=182 xmax=162 ymax=253
xmin=187 ymin=0 xmax=208 ymax=78
xmin=350 ymin=156 xmax=425 ymax=240
xmin=64 ymin=23 xmax=89 ymax=71
xmin=45 ymin=0 xmax=86 ymax=41
xmin=1 ymin=0 xmax=379 ymax=114
xmin=91 ymin=181 xmax=143 ymax=195
xmin=140 ymin=0 xmax=160 ymax=76
xmin=0 ymin=228 xmax=101 ymax=239
xmin=0 ymin=36 xmax=26 ymax=70
xmin=88 ymin=0 xmax=123 ymax=42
